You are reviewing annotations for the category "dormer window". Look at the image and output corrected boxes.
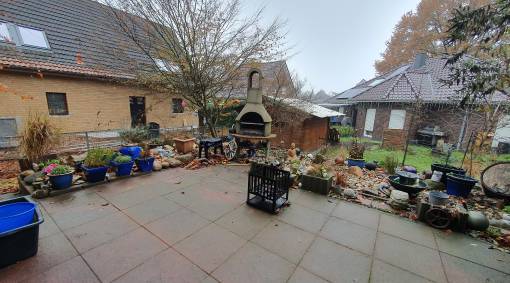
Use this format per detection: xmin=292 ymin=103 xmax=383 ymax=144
xmin=18 ymin=26 xmax=49 ymax=48
xmin=0 ymin=23 xmax=11 ymax=42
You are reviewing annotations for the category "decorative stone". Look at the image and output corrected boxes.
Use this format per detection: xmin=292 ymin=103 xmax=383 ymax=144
xmin=389 ymin=189 xmax=409 ymax=209
xmin=23 ymin=172 xmax=42 ymax=184
xmin=348 ymin=166 xmax=363 ymax=177
xmin=167 ymin=158 xmax=183 ymax=168
xmin=364 ymin=162 xmax=377 ymax=171
xmin=20 ymin=170 xmax=35 ymax=177
xmin=175 ymin=153 xmax=194 ymax=163
xmin=343 ymin=188 xmax=357 ymax=198
xmin=153 ymin=160 xmax=163 ymax=171
xmin=467 ymin=211 xmax=489 ymax=231
xmin=161 ymin=161 xmax=170 ymax=169
xmin=31 ymin=189 xmax=49 ymax=199
xmin=334 ymin=156 xmax=344 ymax=165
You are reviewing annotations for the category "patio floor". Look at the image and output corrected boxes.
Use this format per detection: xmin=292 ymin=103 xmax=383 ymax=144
xmin=1 ymin=165 xmax=509 ymax=283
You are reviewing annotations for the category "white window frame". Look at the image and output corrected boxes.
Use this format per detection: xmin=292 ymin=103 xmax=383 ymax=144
xmin=364 ymin=108 xmax=376 ymax=137
xmin=388 ymin=109 xmax=406 ymax=130
xmin=18 ymin=26 xmax=50 ymax=49
xmin=0 ymin=23 xmax=11 ymax=42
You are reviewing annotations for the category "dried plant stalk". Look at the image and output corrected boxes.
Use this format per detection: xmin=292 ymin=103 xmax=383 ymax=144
xmin=20 ymin=113 xmax=60 ymax=163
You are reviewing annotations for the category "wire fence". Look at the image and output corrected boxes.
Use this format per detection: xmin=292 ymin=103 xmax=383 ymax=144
xmin=0 ymin=125 xmax=229 ymax=161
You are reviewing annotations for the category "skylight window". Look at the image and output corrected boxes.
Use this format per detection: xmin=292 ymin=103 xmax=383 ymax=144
xmin=0 ymin=23 xmax=10 ymax=42
xmin=368 ymin=79 xmax=385 ymax=87
xmin=18 ymin=26 xmax=49 ymax=48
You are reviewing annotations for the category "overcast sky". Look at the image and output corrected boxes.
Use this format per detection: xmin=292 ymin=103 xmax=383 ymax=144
xmin=240 ymin=0 xmax=421 ymax=94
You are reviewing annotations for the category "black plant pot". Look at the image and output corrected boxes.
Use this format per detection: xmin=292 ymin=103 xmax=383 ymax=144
xmin=301 ymin=175 xmax=332 ymax=195
xmin=431 ymin=164 xmax=466 ymax=184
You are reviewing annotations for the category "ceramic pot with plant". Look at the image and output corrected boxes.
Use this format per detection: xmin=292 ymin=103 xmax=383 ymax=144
xmin=48 ymin=165 xmax=74 ymax=190
xmin=82 ymin=148 xmax=114 ymax=182
xmin=347 ymin=139 xmax=365 ymax=167
xmin=173 ymin=135 xmax=196 ymax=154
xmin=111 ymin=155 xmax=134 ymax=177
xmin=135 ymin=145 xmax=155 ymax=173
xmin=301 ymin=164 xmax=332 ymax=195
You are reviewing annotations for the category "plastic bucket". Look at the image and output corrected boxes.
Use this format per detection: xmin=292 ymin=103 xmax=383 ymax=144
xmin=429 ymin=191 xmax=449 ymax=206
xmin=431 ymin=171 xmax=443 ymax=182
xmin=82 ymin=166 xmax=109 ymax=183
xmin=135 ymin=157 xmax=155 ymax=173
xmin=431 ymin=164 xmax=466 ymax=183
xmin=48 ymin=172 xmax=74 ymax=190
xmin=0 ymin=203 xmax=36 ymax=233
xmin=446 ymin=173 xmax=477 ymax=198
xmin=114 ymin=161 xmax=134 ymax=177
xmin=347 ymin=159 xmax=365 ymax=168
xmin=119 ymin=146 xmax=142 ymax=159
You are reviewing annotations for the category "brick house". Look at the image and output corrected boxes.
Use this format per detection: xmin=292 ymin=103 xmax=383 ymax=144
xmin=0 ymin=0 xmax=197 ymax=138
xmin=322 ymin=54 xmax=509 ymax=148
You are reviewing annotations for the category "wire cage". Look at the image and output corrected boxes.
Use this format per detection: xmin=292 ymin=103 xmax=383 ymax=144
xmin=247 ymin=162 xmax=291 ymax=214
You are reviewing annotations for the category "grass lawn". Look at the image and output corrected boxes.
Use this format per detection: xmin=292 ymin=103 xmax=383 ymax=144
xmin=325 ymin=137 xmax=510 ymax=177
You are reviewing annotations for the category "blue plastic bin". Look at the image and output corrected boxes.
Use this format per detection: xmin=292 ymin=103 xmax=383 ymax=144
xmin=119 ymin=145 xmax=142 ymax=159
xmin=113 ymin=161 xmax=134 ymax=177
xmin=446 ymin=173 xmax=477 ymax=198
xmin=0 ymin=202 xmax=36 ymax=233
xmin=82 ymin=165 xmax=109 ymax=183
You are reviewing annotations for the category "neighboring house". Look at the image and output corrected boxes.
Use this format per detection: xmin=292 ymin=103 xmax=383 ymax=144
xmin=324 ymin=54 xmax=508 ymax=148
xmin=0 ymin=0 xmax=197 ymax=139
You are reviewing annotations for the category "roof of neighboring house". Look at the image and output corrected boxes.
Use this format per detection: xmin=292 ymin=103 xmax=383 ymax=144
xmin=277 ymin=98 xmax=344 ymax=118
xmin=0 ymin=0 xmax=149 ymax=79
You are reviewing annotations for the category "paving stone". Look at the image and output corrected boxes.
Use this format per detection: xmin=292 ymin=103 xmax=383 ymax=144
xmin=293 ymin=191 xmax=338 ymax=214
xmin=39 ymin=189 xmax=106 ymax=214
xmin=123 ymin=196 xmax=181 ymax=224
xmin=23 ymin=256 xmax=99 ymax=283
xmin=37 ymin=207 xmax=60 ymax=239
xmin=440 ymin=252 xmax=510 ymax=283
xmin=50 ymin=200 xmax=118 ymax=230
xmin=0 ymin=233 xmax=77 ymax=282
xmin=332 ymin=201 xmax=380 ymax=229
xmin=320 ymin=216 xmax=376 ymax=255
xmin=174 ymin=223 xmax=246 ymax=273
xmin=114 ymin=248 xmax=209 ymax=283
xmin=370 ymin=260 xmax=433 ymax=283
xmin=379 ymin=214 xmax=436 ymax=248
xmin=252 ymin=220 xmax=315 ymax=264
xmin=287 ymin=267 xmax=328 ymax=283
xmin=83 ymin=228 xmax=167 ymax=282
xmin=434 ymin=231 xmax=510 ymax=274
xmin=300 ymin=237 xmax=371 ymax=283
xmin=64 ymin=211 xmax=139 ymax=253
xmin=212 ymin=242 xmax=295 ymax=283
xmin=215 ymin=204 xmax=273 ymax=240
xmin=106 ymin=185 xmax=165 ymax=210
xmin=276 ymin=203 xmax=328 ymax=233
xmin=145 ymin=208 xmax=210 ymax=245
xmin=374 ymin=233 xmax=447 ymax=283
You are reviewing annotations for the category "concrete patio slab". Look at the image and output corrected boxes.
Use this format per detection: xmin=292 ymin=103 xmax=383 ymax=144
xmin=332 ymin=201 xmax=380 ymax=229
xmin=174 ymin=223 xmax=246 ymax=273
xmin=276 ymin=203 xmax=328 ymax=233
xmin=370 ymin=260 xmax=433 ymax=283
xmin=379 ymin=214 xmax=436 ymax=249
xmin=292 ymin=190 xmax=338 ymax=214
xmin=320 ymin=216 xmax=377 ymax=255
xmin=212 ymin=242 xmax=295 ymax=283
xmin=287 ymin=267 xmax=328 ymax=283
xmin=440 ymin=253 xmax=510 ymax=283
xmin=123 ymin=196 xmax=181 ymax=225
xmin=215 ymin=204 xmax=273 ymax=240
xmin=23 ymin=256 xmax=99 ymax=283
xmin=252 ymin=220 xmax=315 ymax=264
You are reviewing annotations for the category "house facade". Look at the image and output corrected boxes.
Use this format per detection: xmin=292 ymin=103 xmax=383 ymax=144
xmin=0 ymin=0 xmax=197 ymax=138
xmin=323 ymin=54 xmax=509 ymax=149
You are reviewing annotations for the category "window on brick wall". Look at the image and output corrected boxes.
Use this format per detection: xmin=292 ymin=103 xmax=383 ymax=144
xmin=388 ymin=110 xmax=406 ymax=129
xmin=172 ymin=98 xmax=184 ymax=113
xmin=46 ymin=92 xmax=69 ymax=115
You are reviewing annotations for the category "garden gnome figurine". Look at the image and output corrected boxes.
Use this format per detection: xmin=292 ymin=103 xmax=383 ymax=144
xmin=287 ymin=143 xmax=297 ymax=161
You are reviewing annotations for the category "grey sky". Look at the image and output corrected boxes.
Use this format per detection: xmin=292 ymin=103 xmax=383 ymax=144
xmin=241 ymin=0 xmax=421 ymax=93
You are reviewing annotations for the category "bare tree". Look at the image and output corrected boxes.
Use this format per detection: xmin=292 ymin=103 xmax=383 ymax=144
xmin=104 ymin=0 xmax=287 ymax=136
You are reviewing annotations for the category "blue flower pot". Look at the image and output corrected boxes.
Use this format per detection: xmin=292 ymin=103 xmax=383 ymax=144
xmin=446 ymin=173 xmax=477 ymax=198
xmin=48 ymin=172 xmax=74 ymax=190
xmin=112 ymin=161 xmax=134 ymax=177
xmin=135 ymin=157 xmax=155 ymax=173
xmin=347 ymin=158 xmax=365 ymax=168
xmin=119 ymin=145 xmax=142 ymax=159
xmin=82 ymin=166 xmax=109 ymax=183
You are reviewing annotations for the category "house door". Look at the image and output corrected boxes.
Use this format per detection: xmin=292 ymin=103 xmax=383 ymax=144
xmin=129 ymin=96 xmax=146 ymax=128
xmin=364 ymin=108 xmax=376 ymax=137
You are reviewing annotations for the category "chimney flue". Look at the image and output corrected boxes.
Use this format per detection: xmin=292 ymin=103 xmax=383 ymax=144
xmin=412 ymin=53 xmax=427 ymax=69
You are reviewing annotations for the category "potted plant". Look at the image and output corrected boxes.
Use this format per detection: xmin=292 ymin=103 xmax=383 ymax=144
xmin=301 ymin=164 xmax=332 ymax=195
xmin=47 ymin=165 xmax=74 ymax=190
xmin=135 ymin=145 xmax=155 ymax=173
xmin=347 ymin=139 xmax=365 ymax=167
xmin=111 ymin=155 xmax=134 ymax=177
xmin=82 ymin=148 xmax=114 ymax=182
xmin=173 ymin=135 xmax=196 ymax=154
xmin=118 ymin=127 xmax=149 ymax=159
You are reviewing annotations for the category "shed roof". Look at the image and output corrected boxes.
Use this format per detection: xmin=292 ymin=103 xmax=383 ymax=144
xmin=277 ymin=98 xmax=344 ymax=118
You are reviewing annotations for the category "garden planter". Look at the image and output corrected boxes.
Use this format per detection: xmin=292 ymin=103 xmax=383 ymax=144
xmin=301 ymin=174 xmax=333 ymax=195
xmin=119 ymin=145 xmax=142 ymax=159
xmin=82 ymin=166 xmax=109 ymax=183
xmin=48 ymin=171 xmax=74 ymax=190
xmin=347 ymin=158 xmax=365 ymax=168
xmin=431 ymin=164 xmax=466 ymax=184
xmin=0 ymin=197 xmax=43 ymax=268
xmin=396 ymin=171 xmax=419 ymax=186
xmin=112 ymin=161 xmax=134 ymax=177
xmin=135 ymin=157 xmax=155 ymax=173
xmin=428 ymin=191 xmax=449 ymax=206
xmin=446 ymin=173 xmax=477 ymax=198
xmin=0 ymin=202 xmax=36 ymax=233
xmin=173 ymin=137 xmax=196 ymax=154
